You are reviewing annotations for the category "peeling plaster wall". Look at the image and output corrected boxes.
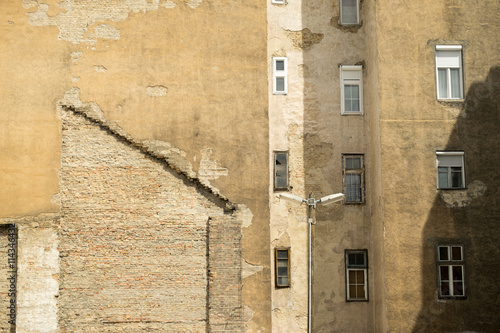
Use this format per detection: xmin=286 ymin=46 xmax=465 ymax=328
xmin=268 ymin=0 xmax=373 ymax=331
xmin=2 ymin=0 xmax=269 ymax=331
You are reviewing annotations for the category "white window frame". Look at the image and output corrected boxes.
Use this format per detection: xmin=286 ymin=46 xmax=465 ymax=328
xmin=435 ymin=45 xmax=463 ymax=100
xmin=272 ymin=0 xmax=286 ymax=4
xmin=437 ymin=245 xmax=465 ymax=298
xmin=274 ymin=151 xmax=289 ymax=190
xmin=275 ymin=248 xmax=290 ymax=288
xmin=340 ymin=65 xmax=363 ymax=115
xmin=436 ymin=151 xmax=465 ymax=189
xmin=345 ymin=250 xmax=368 ymax=301
xmin=343 ymin=154 xmax=364 ymax=203
xmin=340 ymin=0 xmax=360 ymax=25
xmin=273 ymin=57 xmax=288 ymax=95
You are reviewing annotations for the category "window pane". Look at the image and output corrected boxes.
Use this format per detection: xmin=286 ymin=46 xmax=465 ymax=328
xmin=453 ymin=282 xmax=464 ymax=296
xmin=341 ymin=0 xmax=358 ymax=24
xmin=278 ymin=276 xmax=289 ymax=286
xmin=438 ymin=68 xmax=448 ymax=98
xmin=452 ymin=266 xmax=463 ymax=281
xmin=438 ymin=167 xmax=449 ymax=188
xmin=450 ymin=68 xmax=461 ymax=98
xmin=439 ymin=246 xmax=449 ymax=261
xmin=277 ymin=266 xmax=288 ymax=276
xmin=276 ymin=77 xmax=285 ymax=92
xmin=348 ymin=270 xmax=355 ymax=282
xmin=356 ymin=271 xmax=364 ymax=284
xmin=451 ymin=167 xmax=463 ymax=188
xmin=344 ymin=85 xmax=360 ymax=112
xmin=344 ymin=85 xmax=352 ymax=98
xmin=356 ymin=285 xmax=365 ymax=299
xmin=440 ymin=282 xmax=450 ymax=296
xmin=440 ymin=265 xmax=449 ymax=281
xmin=346 ymin=174 xmax=362 ymax=202
xmin=275 ymin=60 xmax=285 ymax=71
xmin=277 ymin=250 xmax=288 ymax=259
xmin=349 ymin=285 xmax=357 ymax=298
xmin=346 ymin=157 xmax=361 ymax=170
xmin=451 ymin=246 xmax=462 ymax=261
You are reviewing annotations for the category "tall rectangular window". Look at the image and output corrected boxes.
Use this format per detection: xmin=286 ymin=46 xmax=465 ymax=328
xmin=340 ymin=65 xmax=363 ymax=115
xmin=273 ymin=57 xmax=288 ymax=95
xmin=438 ymin=245 xmax=465 ymax=298
xmin=275 ymin=248 xmax=290 ymax=288
xmin=274 ymin=151 xmax=289 ymax=190
xmin=343 ymin=154 xmax=364 ymax=203
xmin=436 ymin=45 xmax=463 ymax=100
xmin=436 ymin=152 xmax=465 ymax=189
xmin=346 ymin=250 xmax=368 ymax=301
xmin=340 ymin=0 xmax=360 ymax=25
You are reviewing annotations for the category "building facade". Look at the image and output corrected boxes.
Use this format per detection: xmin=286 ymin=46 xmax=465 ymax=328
xmin=1 ymin=0 xmax=499 ymax=332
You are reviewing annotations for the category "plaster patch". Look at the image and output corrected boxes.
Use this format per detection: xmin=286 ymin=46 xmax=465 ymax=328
xmin=70 ymin=51 xmax=82 ymax=63
xmin=235 ymin=204 xmax=253 ymax=229
xmin=439 ymin=180 xmax=486 ymax=207
xmin=71 ymin=76 xmax=80 ymax=83
xmin=285 ymin=28 xmax=324 ymax=50
xmin=242 ymin=260 xmax=264 ymax=280
xmin=146 ymin=85 xmax=168 ymax=97
xmin=89 ymin=24 xmax=120 ymax=40
xmin=198 ymin=148 xmax=229 ymax=181
xmin=184 ymin=0 xmax=202 ymax=9
xmin=26 ymin=0 xmax=180 ymax=45
xmin=243 ymin=305 xmax=255 ymax=324
xmin=94 ymin=65 xmax=107 ymax=72
xmin=161 ymin=0 xmax=177 ymax=9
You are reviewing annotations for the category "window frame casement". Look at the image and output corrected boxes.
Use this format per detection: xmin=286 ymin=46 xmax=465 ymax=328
xmin=345 ymin=249 xmax=368 ymax=301
xmin=275 ymin=248 xmax=290 ymax=288
xmin=435 ymin=45 xmax=464 ymax=100
xmin=273 ymin=57 xmax=288 ymax=95
xmin=340 ymin=0 xmax=360 ymax=25
xmin=274 ymin=151 xmax=289 ymax=191
xmin=340 ymin=65 xmax=363 ymax=115
xmin=437 ymin=244 xmax=466 ymax=299
xmin=436 ymin=151 xmax=465 ymax=189
xmin=342 ymin=154 xmax=365 ymax=203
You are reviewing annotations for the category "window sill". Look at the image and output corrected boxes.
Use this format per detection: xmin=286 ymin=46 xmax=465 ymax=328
xmin=437 ymin=187 xmax=467 ymax=191
xmin=341 ymin=112 xmax=363 ymax=116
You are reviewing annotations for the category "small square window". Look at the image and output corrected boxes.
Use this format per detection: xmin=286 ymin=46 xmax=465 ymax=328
xmin=340 ymin=0 xmax=360 ymax=25
xmin=340 ymin=65 xmax=363 ymax=115
xmin=274 ymin=151 xmax=289 ymax=190
xmin=343 ymin=154 xmax=364 ymax=203
xmin=437 ymin=245 xmax=465 ymax=298
xmin=436 ymin=152 xmax=465 ymax=189
xmin=273 ymin=57 xmax=288 ymax=95
xmin=435 ymin=45 xmax=463 ymax=100
xmin=275 ymin=248 xmax=290 ymax=288
xmin=346 ymin=250 xmax=368 ymax=301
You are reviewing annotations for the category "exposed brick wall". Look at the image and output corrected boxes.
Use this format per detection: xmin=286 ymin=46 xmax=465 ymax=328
xmin=59 ymin=109 xmax=242 ymax=331
xmin=0 ymin=225 xmax=14 ymax=331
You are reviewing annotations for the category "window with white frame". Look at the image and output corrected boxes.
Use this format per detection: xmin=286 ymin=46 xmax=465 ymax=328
xmin=436 ymin=45 xmax=463 ymax=100
xmin=275 ymin=248 xmax=290 ymax=288
xmin=346 ymin=250 xmax=368 ymax=301
xmin=272 ymin=0 xmax=285 ymax=4
xmin=274 ymin=151 xmax=289 ymax=190
xmin=436 ymin=152 xmax=465 ymax=189
xmin=343 ymin=154 xmax=364 ymax=203
xmin=340 ymin=65 xmax=363 ymax=115
xmin=273 ymin=57 xmax=288 ymax=94
xmin=438 ymin=245 xmax=465 ymax=298
xmin=340 ymin=0 xmax=360 ymax=25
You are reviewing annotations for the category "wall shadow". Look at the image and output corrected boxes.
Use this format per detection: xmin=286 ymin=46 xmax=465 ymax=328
xmin=413 ymin=66 xmax=500 ymax=332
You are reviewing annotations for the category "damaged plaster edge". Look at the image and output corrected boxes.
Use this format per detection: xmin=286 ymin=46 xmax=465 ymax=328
xmin=57 ymin=90 xmax=235 ymax=212
xmin=241 ymin=260 xmax=264 ymax=280
xmin=0 ymin=213 xmax=60 ymax=227
xmin=439 ymin=180 xmax=487 ymax=208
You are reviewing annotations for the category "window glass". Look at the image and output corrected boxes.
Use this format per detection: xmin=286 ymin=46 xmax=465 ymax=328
xmin=341 ymin=0 xmax=358 ymax=24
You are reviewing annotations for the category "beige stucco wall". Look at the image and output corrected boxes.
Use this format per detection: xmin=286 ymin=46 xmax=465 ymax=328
xmin=1 ymin=1 xmax=270 ymax=331
xmin=376 ymin=0 xmax=500 ymax=331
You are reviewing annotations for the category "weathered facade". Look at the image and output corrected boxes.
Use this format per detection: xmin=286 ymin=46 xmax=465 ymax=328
xmin=1 ymin=0 xmax=499 ymax=332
